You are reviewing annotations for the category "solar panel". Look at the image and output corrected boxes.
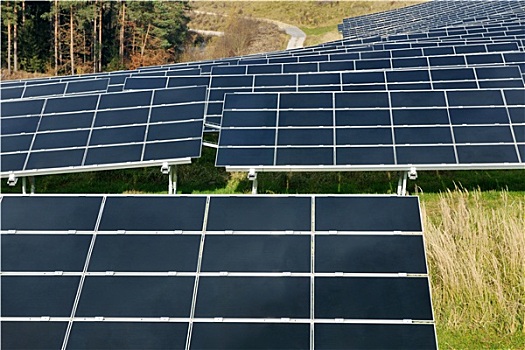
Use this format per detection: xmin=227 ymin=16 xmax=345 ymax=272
xmin=217 ymin=89 xmax=525 ymax=171
xmin=127 ymin=64 xmax=524 ymax=128
xmin=0 ymin=78 xmax=110 ymax=100
xmin=0 ymin=86 xmax=207 ymax=178
xmin=1 ymin=194 xmax=436 ymax=350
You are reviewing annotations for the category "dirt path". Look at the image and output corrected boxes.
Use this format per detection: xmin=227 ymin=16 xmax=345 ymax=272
xmin=191 ymin=10 xmax=306 ymax=49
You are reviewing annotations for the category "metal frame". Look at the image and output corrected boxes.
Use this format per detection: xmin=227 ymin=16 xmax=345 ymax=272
xmin=224 ymin=162 xmax=525 ymax=173
xmin=2 ymin=158 xmax=192 ymax=180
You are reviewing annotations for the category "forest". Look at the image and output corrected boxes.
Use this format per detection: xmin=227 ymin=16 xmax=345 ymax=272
xmin=1 ymin=1 xmax=191 ymax=77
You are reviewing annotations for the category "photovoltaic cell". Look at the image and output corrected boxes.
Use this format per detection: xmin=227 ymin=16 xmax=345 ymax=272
xmin=68 ymin=323 xmax=188 ymax=350
xmin=76 ymin=276 xmax=195 ymax=317
xmin=1 ymin=234 xmax=92 ymax=272
xmin=315 ymin=324 xmax=437 ymax=350
xmin=1 ymin=322 xmax=68 ymax=350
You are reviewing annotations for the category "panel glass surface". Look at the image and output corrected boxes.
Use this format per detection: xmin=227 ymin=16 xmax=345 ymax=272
xmin=201 ymin=235 xmax=310 ymax=272
xmin=1 ymin=234 xmax=91 ymax=271
xmin=1 ymin=276 xmax=80 ymax=317
xmin=315 ymin=324 xmax=437 ymax=350
xmin=1 ymin=322 xmax=68 ymax=350
xmin=195 ymin=277 xmax=310 ymax=318
xmin=207 ymin=197 xmax=311 ymax=231
xmin=0 ymin=196 xmax=102 ymax=231
xmin=76 ymin=276 xmax=194 ymax=317
xmin=315 ymin=277 xmax=433 ymax=320
xmin=315 ymin=235 xmax=427 ymax=273
xmin=68 ymin=322 xmax=188 ymax=350
xmin=98 ymin=196 xmax=206 ymax=231
xmin=315 ymin=196 xmax=422 ymax=232
xmin=88 ymin=235 xmax=201 ymax=272
xmin=190 ymin=323 xmax=310 ymax=350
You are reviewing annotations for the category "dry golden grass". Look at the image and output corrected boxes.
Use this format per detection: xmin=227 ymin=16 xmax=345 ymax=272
xmin=1 ymin=69 xmax=51 ymax=81
xmin=422 ymin=189 xmax=525 ymax=339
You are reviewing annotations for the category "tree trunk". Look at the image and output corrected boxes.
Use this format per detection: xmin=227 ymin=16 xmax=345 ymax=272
xmin=54 ymin=0 xmax=58 ymax=75
xmin=70 ymin=3 xmax=75 ymax=75
xmin=13 ymin=1 xmax=18 ymax=72
xmin=119 ymin=0 xmax=125 ymax=66
xmin=21 ymin=0 xmax=25 ymax=24
xmin=140 ymin=23 xmax=151 ymax=65
xmin=83 ymin=29 xmax=86 ymax=65
xmin=98 ymin=0 xmax=102 ymax=72
xmin=7 ymin=2 xmax=11 ymax=74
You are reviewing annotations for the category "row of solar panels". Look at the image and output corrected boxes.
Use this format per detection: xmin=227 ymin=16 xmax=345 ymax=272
xmin=2 ymin=12 xmax=524 ymax=90
xmin=1 ymin=194 xmax=437 ymax=350
xmin=338 ymin=0 xmax=524 ymax=38
xmin=2 ymin=40 xmax=524 ymax=102
xmin=1 ymin=2 xmax=524 ymax=179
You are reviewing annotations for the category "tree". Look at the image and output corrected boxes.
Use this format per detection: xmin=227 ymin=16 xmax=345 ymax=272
xmin=1 ymin=0 xmax=192 ymax=75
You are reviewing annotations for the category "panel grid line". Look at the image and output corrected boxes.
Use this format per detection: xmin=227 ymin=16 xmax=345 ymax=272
xmin=444 ymin=91 xmax=461 ymax=165
xmin=310 ymin=196 xmax=316 ymax=350
xmin=21 ymin=98 xmax=48 ymax=172
xmin=139 ymin=89 xmax=156 ymax=162
xmin=500 ymin=89 xmax=524 ymax=163
xmin=80 ymin=94 xmax=103 ymax=166
xmin=185 ymin=195 xmax=212 ymax=350
xmin=61 ymin=196 xmax=107 ymax=350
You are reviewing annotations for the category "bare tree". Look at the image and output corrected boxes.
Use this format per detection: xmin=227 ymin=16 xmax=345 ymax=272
xmin=69 ymin=3 xmax=75 ymax=74
xmin=13 ymin=0 xmax=18 ymax=72
xmin=54 ymin=0 xmax=59 ymax=74
xmin=119 ymin=0 xmax=126 ymax=66
xmin=7 ymin=1 xmax=12 ymax=73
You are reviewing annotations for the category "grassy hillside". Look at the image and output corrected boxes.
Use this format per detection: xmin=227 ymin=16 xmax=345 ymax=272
xmin=190 ymin=0 xmax=425 ymax=45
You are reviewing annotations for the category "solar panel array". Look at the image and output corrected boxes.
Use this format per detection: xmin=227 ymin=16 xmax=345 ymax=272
xmin=217 ymin=89 xmax=525 ymax=171
xmin=3 ymin=2 xmax=524 ymax=348
xmin=124 ymin=63 xmax=524 ymax=127
xmin=1 ymin=86 xmax=207 ymax=177
xmin=1 ymin=194 xmax=436 ymax=350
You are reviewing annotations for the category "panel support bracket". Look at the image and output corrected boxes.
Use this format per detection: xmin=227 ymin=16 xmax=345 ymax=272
xmin=248 ymin=168 xmax=258 ymax=194
xmin=7 ymin=173 xmax=18 ymax=187
xmin=397 ymin=167 xmax=417 ymax=196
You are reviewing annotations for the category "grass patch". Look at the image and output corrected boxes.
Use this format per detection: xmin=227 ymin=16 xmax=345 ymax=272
xmin=300 ymin=25 xmax=336 ymax=37
xmin=421 ymin=189 xmax=525 ymax=349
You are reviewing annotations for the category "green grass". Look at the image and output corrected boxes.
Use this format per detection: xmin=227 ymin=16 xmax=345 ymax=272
xmin=2 ymin=146 xmax=524 ymax=195
xmin=300 ymin=25 xmax=336 ymax=37
xmin=437 ymin=326 xmax=525 ymax=349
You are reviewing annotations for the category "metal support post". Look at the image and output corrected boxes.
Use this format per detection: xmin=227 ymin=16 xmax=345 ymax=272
xmin=168 ymin=166 xmax=177 ymax=195
xmin=22 ymin=177 xmax=27 ymax=194
xmin=248 ymin=169 xmax=258 ymax=194
xmin=397 ymin=171 xmax=408 ymax=196
xmin=30 ymin=176 xmax=36 ymax=194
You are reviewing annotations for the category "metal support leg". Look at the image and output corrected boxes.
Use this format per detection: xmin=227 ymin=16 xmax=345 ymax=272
xmin=248 ymin=169 xmax=258 ymax=194
xmin=397 ymin=171 xmax=408 ymax=196
xmin=22 ymin=177 xmax=27 ymax=194
xmin=30 ymin=176 xmax=36 ymax=194
xmin=168 ymin=166 xmax=177 ymax=195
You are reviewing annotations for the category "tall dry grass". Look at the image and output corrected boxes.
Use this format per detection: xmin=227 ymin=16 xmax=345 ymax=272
xmin=421 ymin=189 xmax=525 ymax=336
